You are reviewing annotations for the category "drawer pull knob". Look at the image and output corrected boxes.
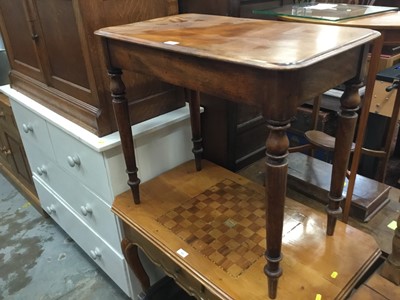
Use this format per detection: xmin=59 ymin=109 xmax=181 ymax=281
xmin=0 ymin=110 xmax=5 ymax=118
xmin=36 ymin=165 xmax=47 ymax=176
xmin=67 ymin=155 xmax=81 ymax=167
xmin=46 ymin=204 xmax=56 ymax=215
xmin=22 ymin=123 xmax=33 ymax=133
xmin=80 ymin=204 xmax=92 ymax=216
xmin=3 ymin=149 xmax=11 ymax=156
xmin=90 ymin=247 xmax=101 ymax=260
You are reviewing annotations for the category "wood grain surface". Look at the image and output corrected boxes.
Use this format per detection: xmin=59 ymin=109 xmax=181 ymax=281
xmin=113 ymin=160 xmax=381 ymax=300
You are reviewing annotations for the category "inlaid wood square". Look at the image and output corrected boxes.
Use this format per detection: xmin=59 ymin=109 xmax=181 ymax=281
xmin=157 ymin=179 xmax=266 ymax=277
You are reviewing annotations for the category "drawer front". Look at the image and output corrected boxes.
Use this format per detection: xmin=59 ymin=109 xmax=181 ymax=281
xmin=47 ymin=123 xmax=110 ymax=200
xmin=235 ymin=123 xmax=267 ymax=161
xmin=27 ymin=144 xmax=122 ymax=250
xmin=10 ymin=100 xmax=55 ymax=160
xmin=34 ymin=177 xmax=133 ymax=297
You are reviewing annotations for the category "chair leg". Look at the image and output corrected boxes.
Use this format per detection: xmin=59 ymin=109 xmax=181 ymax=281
xmin=309 ymin=95 xmax=322 ymax=157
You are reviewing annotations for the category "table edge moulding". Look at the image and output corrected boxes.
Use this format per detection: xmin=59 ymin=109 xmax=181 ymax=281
xmin=94 ymin=14 xmax=381 ymax=299
xmin=0 ymin=84 xmax=196 ymax=299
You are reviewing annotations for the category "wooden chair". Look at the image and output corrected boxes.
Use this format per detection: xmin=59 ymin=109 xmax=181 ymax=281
xmin=291 ymin=0 xmax=376 ymax=162
xmin=287 ymin=0 xmax=378 ymax=204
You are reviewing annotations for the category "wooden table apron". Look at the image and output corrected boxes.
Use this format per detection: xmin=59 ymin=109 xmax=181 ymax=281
xmin=95 ymin=14 xmax=380 ymax=299
xmin=106 ymin=38 xmax=364 ymax=120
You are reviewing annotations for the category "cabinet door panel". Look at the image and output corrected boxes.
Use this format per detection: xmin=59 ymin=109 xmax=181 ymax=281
xmin=0 ymin=0 xmax=45 ymax=82
xmin=0 ymin=130 xmax=10 ymax=165
xmin=5 ymin=132 xmax=33 ymax=183
xmin=0 ymin=128 xmax=33 ymax=184
xmin=178 ymin=0 xmax=239 ymax=16
xmin=34 ymin=0 xmax=93 ymax=104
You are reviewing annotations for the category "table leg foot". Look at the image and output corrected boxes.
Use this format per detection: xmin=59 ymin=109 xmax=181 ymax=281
xmin=265 ymin=256 xmax=283 ymax=299
xmin=326 ymin=195 xmax=343 ymax=236
xmin=127 ymin=172 xmax=141 ymax=205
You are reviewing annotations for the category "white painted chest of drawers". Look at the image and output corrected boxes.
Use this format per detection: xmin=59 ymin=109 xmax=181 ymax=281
xmin=1 ymin=85 xmax=194 ymax=299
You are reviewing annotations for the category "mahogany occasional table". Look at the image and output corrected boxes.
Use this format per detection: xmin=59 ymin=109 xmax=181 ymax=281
xmin=95 ymin=14 xmax=380 ymax=299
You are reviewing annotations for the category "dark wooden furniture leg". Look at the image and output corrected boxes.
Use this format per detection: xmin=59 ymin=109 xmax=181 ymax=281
xmin=187 ymin=89 xmax=203 ymax=171
xmin=108 ymin=68 xmax=141 ymax=204
xmin=342 ymin=36 xmax=383 ymax=223
xmin=121 ymin=238 xmax=151 ymax=291
xmin=264 ymin=121 xmax=290 ymax=299
xmin=380 ymin=213 xmax=400 ymax=285
xmin=327 ymin=81 xmax=361 ymax=235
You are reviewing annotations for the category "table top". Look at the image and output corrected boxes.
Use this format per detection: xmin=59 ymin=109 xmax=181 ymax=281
xmin=271 ymin=7 xmax=400 ymax=31
xmin=336 ymin=10 xmax=400 ymax=29
xmin=95 ymin=13 xmax=380 ymax=70
xmin=254 ymin=3 xmax=398 ymax=22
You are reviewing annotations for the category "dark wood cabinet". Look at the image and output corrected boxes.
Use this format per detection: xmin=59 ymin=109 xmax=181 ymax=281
xmin=375 ymin=0 xmax=398 ymax=6
xmin=0 ymin=92 xmax=40 ymax=212
xmin=200 ymin=94 xmax=268 ymax=171
xmin=0 ymin=0 xmax=185 ymax=137
xmin=178 ymin=0 xmax=286 ymax=18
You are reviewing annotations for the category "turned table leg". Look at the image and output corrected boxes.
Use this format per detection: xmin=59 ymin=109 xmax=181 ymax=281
xmin=327 ymin=81 xmax=361 ymax=235
xmin=187 ymin=89 xmax=203 ymax=171
xmin=108 ymin=68 xmax=141 ymax=204
xmin=264 ymin=122 xmax=290 ymax=299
